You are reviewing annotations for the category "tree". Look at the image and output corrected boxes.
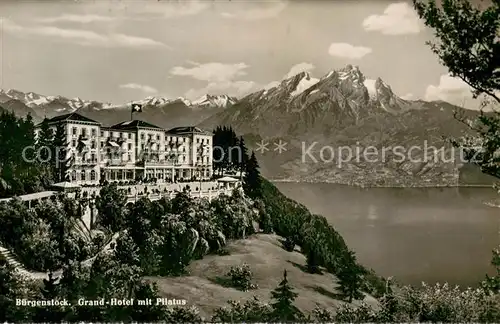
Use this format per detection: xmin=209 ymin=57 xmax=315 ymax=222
xmin=413 ymin=0 xmax=500 ymax=177
xmin=51 ymin=123 xmax=70 ymax=182
xmin=414 ymin=0 xmax=499 ymax=104
xmin=243 ymin=151 xmax=262 ymax=199
xmin=0 ymin=257 xmax=36 ymax=322
xmin=269 ymin=269 xmax=303 ymax=321
xmin=237 ymin=136 xmax=249 ymax=181
xmin=336 ymin=251 xmax=364 ymax=303
xmin=95 ymin=183 xmax=127 ymax=233
xmin=482 ymin=246 xmax=500 ymax=293
xmin=414 ymin=0 xmax=500 ymax=294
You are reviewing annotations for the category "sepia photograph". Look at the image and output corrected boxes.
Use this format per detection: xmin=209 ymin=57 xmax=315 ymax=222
xmin=0 ymin=0 xmax=499 ymax=322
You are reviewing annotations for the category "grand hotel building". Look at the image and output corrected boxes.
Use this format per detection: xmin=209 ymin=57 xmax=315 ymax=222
xmin=35 ymin=113 xmax=213 ymax=185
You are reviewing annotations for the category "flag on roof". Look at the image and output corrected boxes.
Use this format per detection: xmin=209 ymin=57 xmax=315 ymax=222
xmin=131 ymin=103 xmax=143 ymax=113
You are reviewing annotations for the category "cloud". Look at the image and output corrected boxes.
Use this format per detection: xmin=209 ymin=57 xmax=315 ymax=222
xmin=284 ymin=62 xmax=315 ymax=78
xmin=120 ymin=83 xmax=158 ymax=94
xmin=171 ymin=61 xmax=258 ymax=99
xmin=37 ymin=14 xmax=116 ymax=24
xmin=3 ymin=19 xmax=169 ymax=49
xmin=264 ymin=81 xmax=280 ymax=90
xmin=221 ymin=1 xmax=287 ymax=20
xmin=425 ymin=74 xmax=473 ymax=106
xmin=401 ymin=93 xmax=414 ymax=100
xmin=328 ymin=43 xmax=372 ymax=59
xmin=135 ymin=0 xmax=209 ymax=18
xmin=362 ymin=2 xmax=422 ymax=35
xmin=170 ymin=62 xmax=249 ymax=82
xmin=185 ymin=80 xmax=258 ymax=99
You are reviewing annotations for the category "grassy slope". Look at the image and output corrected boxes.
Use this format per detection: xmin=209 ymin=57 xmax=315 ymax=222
xmin=149 ymin=234 xmax=378 ymax=319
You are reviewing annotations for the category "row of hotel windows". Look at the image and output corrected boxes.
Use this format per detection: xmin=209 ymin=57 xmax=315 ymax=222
xmin=72 ymin=169 xmax=97 ymax=181
xmin=69 ymin=141 xmax=209 ymax=156
xmin=70 ymin=127 xmax=210 ymax=144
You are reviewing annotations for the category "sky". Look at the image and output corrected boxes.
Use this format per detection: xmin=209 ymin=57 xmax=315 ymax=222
xmin=0 ymin=0 xmax=482 ymax=108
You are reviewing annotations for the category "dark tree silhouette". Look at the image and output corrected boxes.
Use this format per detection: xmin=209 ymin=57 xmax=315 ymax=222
xmin=243 ymin=151 xmax=262 ymax=199
xmin=269 ymin=269 xmax=304 ymax=321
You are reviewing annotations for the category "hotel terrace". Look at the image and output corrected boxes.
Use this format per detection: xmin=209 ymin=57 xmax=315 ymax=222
xmin=35 ymin=113 xmax=214 ymax=185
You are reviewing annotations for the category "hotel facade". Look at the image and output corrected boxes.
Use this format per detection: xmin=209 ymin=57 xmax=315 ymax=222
xmin=36 ymin=113 xmax=213 ymax=185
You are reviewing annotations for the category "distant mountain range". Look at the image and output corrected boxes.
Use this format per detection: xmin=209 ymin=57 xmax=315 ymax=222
xmin=1 ymin=65 xmax=493 ymax=186
xmin=0 ymin=89 xmax=237 ymax=129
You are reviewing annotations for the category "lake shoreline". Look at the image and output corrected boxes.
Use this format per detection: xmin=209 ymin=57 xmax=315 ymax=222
xmin=270 ymin=179 xmax=494 ymax=189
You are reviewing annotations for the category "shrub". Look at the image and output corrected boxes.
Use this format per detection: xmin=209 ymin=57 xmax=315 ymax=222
xmin=216 ymin=247 xmax=230 ymax=256
xmin=227 ymin=263 xmax=256 ymax=291
xmin=282 ymin=236 xmax=296 ymax=252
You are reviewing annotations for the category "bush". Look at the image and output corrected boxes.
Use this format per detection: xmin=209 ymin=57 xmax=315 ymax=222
xmin=212 ymin=297 xmax=272 ymax=322
xmin=282 ymin=236 xmax=296 ymax=252
xmin=227 ymin=263 xmax=256 ymax=291
xmin=216 ymin=247 xmax=230 ymax=256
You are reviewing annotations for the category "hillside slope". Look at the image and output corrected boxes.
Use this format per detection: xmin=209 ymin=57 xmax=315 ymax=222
xmin=149 ymin=234 xmax=378 ymax=319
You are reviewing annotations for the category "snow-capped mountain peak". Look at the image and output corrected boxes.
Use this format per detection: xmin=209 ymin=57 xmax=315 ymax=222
xmin=191 ymin=94 xmax=237 ymax=108
xmin=289 ymin=72 xmax=319 ymax=97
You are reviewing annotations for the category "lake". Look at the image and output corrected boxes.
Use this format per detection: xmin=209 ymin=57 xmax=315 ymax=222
xmin=274 ymin=182 xmax=500 ymax=287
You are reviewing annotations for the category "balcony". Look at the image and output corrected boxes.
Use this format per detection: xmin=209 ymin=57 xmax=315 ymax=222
xmin=107 ymin=159 xmax=126 ymax=166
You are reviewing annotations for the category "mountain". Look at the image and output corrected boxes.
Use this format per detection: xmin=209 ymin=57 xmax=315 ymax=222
xmin=191 ymin=94 xmax=237 ymax=109
xmin=0 ymin=89 xmax=236 ymax=129
xmin=199 ymin=65 xmax=480 ymax=187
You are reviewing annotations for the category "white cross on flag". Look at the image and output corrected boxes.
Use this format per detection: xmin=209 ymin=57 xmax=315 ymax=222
xmin=131 ymin=103 xmax=143 ymax=113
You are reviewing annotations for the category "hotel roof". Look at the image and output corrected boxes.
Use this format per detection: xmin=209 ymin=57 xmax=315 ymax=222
xmin=110 ymin=120 xmax=162 ymax=130
xmin=166 ymin=126 xmax=212 ymax=135
xmin=44 ymin=113 xmax=100 ymax=124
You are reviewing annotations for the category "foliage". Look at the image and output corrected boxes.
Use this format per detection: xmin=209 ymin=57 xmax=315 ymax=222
xmin=212 ymin=296 xmax=273 ymax=322
xmin=243 ymin=151 xmax=263 ymax=199
xmin=413 ymin=0 xmax=500 ymax=178
xmin=227 ymin=263 xmax=255 ymax=291
xmin=282 ymin=236 xmax=296 ymax=252
xmin=481 ymin=246 xmax=500 ymax=293
xmin=269 ymin=269 xmax=304 ymax=321
xmin=0 ymin=197 xmax=93 ymax=272
xmin=212 ymin=270 xmax=304 ymax=322
xmin=0 ymin=257 xmax=39 ymax=322
xmin=413 ymin=0 xmax=499 ymax=103
xmin=95 ymin=182 xmax=127 ymax=233
xmin=322 ymin=282 xmax=500 ymax=323
xmin=0 ymin=111 xmax=46 ymax=197
xmin=336 ymin=251 xmax=365 ymax=303
xmin=212 ymin=125 xmax=239 ymax=175
xmin=51 ymin=123 xmax=71 ymax=182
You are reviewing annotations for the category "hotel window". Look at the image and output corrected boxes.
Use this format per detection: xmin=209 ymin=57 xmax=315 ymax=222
xmin=128 ymin=143 xmax=132 ymax=150
xmin=81 ymin=170 xmax=86 ymax=181
xmin=71 ymin=170 xmax=77 ymax=181
xmin=128 ymin=153 xmax=132 ymax=161
xmin=128 ymin=133 xmax=132 ymax=139
xmin=72 ymin=127 xmax=77 ymax=135
xmin=90 ymin=170 xmax=96 ymax=181
xmin=72 ymin=140 xmax=76 ymax=147
xmin=156 ymin=135 xmax=160 ymax=140
xmin=91 ymin=129 xmax=96 ymax=137
xmin=141 ymin=134 xmax=145 ymax=140
xmin=197 ymin=138 xmax=200 ymax=143
xmin=100 ymin=131 xmax=104 ymax=137
xmin=91 ymin=141 xmax=96 ymax=149
xmin=82 ymin=129 xmax=87 ymax=137
xmin=91 ymin=153 xmax=95 ymax=162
